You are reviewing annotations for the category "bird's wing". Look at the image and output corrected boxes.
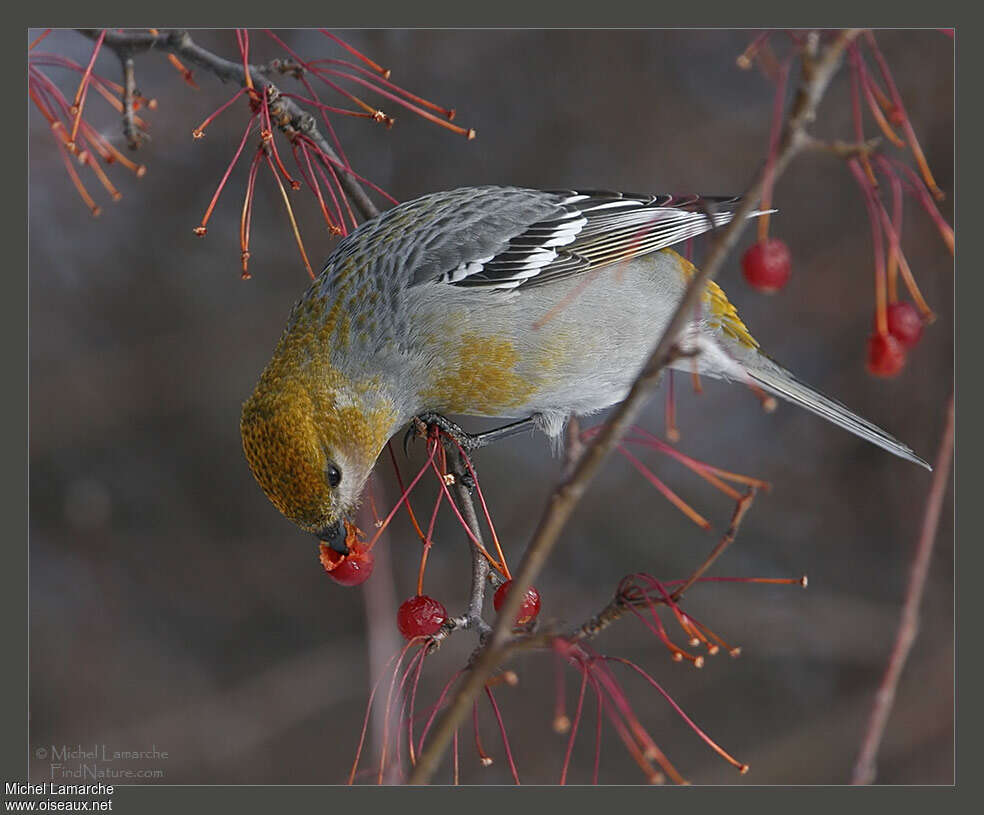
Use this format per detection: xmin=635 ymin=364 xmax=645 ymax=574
xmin=437 ymin=189 xmax=748 ymax=292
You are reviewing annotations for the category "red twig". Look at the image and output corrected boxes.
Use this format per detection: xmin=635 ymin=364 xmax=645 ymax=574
xmin=485 ymin=687 xmax=521 ymax=783
xmin=863 ymin=31 xmax=944 ymax=201
xmin=68 ymin=28 xmax=105 ymax=146
xmin=194 ymin=113 xmax=258 ymax=236
xmin=559 ymin=670 xmax=588 ymax=784
xmin=29 ymin=29 xmax=52 ymax=51
xmin=758 ymin=58 xmax=790 ymax=241
xmin=851 ymin=393 xmax=954 ymax=784
xmin=320 ymin=29 xmax=391 ymax=78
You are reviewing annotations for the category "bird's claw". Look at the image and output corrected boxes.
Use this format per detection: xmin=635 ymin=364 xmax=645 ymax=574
xmin=402 ymin=416 xmax=430 ymax=457
xmin=405 ymin=412 xmax=483 ymax=453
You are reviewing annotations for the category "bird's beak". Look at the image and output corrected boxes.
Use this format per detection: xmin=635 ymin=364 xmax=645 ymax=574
xmin=317 ymin=519 xmax=349 ymax=555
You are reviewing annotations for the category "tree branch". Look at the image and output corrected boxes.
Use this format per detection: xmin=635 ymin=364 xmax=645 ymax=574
xmin=851 ymin=391 xmax=954 ymax=785
xmin=803 ymin=135 xmax=882 ymax=159
xmin=447 ymin=444 xmax=492 ymax=639
xmin=408 ymin=28 xmax=862 ymax=786
xmin=118 ymin=52 xmax=146 ymax=150
xmin=77 ymin=28 xmax=380 ymax=220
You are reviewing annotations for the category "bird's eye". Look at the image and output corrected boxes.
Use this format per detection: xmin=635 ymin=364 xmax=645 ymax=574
xmin=325 ymin=461 xmax=342 ymax=488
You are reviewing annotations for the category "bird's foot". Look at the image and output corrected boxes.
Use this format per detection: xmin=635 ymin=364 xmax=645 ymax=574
xmin=403 ymin=413 xmax=538 ymax=457
xmin=403 ymin=412 xmax=476 ymax=456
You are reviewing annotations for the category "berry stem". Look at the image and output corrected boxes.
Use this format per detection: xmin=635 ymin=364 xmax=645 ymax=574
xmin=664 ymin=371 xmax=680 ymax=442
xmin=29 ymin=29 xmax=52 ymax=51
xmin=849 ymin=158 xmax=889 ymax=335
xmin=616 ymin=444 xmax=710 ymax=530
xmin=472 ymin=700 xmax=493 ymax=767
xmin=427 ymin=451 xmax=504 ymax=574
xmin=452 ymin=729 xmax=459 ymax=785
xmin=293 ymin=140 xmax=342 ymax=234
xmin=604 ymin=657 xmax=748 ymax=774
xmin=236 ymin=29 xmax=254 ymax=95
xmin=310 ymin=57 xmax=457 ymax=120
xmin=320 ymin=29 xmax=391 ymax=78
xmin=848 ymin=46 xmax=878 ymax=187
xmin=417 ymin=670 xmax=464 ymax=757
xmin=757 ymin=58 xmax=790 ymax=242
xmin=312 ymin=66 xmax=475 ymax=138
xmin=54 ymin=137 xmax=100 ymax=216
xmin=239 ymin=147 xmax=263 ymax=278
xmin=347 ymin=649 xmax=401 ymax=785
xmin=889 ymin=158 xmax=954 ymax=255
xmin=416 ymin=484 xmax=444 ymax=596
xmin=195 ymin=113 xmax=257 ymax=236
xmin=444 ymin=433 xmax=511 ymax=580
xmin=262 ymin=149 xmax=314 ymax=279
xmin=68 ymin=28 xmax=105 ymax=146
xmin=192 ymin=88 xmax=246 ymax=138
xmin=863 ymin=31 xmax=944 ymax=200
xmin=865 ymin=162 xmax=936 ymax=321
xmin=366 ymin=438 xmax=439 ymax=552
xmin=857 ymin=58 xmax=906 ymax=147
xmin=485 ymin=687 xmax=520 ymax=783
xmin=736 ymin=31 xmax=770 ymax=69
xmin=559 ymin=669 xmax=588 ymax=784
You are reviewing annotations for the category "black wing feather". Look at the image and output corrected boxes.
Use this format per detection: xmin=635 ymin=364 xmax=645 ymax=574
xmin=444 ymin=190 xmax=744 ymax=291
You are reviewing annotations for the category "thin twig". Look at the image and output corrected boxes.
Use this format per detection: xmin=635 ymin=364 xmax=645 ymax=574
xmin=803 ymin=135 xmax=882 ymax=159
xmin=358 ymin=480 xmax=404 ymax=784
xmin=669 ymin=490 xmax=756 ymax=601
xmin=851 ymin=392 xmax=954 ymax=785
xmin=408 ymin=29 xmax=862 ymax=785
xmin=119 ymin=52 xmax=146 ymax=150
xmin=446 ymin=444 xmax=493 ymax=638
xmin=78 ymin=28 xmax=380 ymax=220
xmin=561 ymin=416 xmax=584 ymax=480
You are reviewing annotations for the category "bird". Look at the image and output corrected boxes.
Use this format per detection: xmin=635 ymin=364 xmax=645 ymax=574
xmin=240 ymin=186 xmax=929 ymax=553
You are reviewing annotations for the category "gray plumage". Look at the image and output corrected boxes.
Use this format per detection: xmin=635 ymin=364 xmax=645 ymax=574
xmin=296 ymin=185 xmax=929 ymax=471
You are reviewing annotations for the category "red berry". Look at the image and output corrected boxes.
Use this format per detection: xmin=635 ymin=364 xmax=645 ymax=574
xmin=493 ymin=581 xmax=541 ymax=625
xmin=397 ymin=595 xmax=447 ymax=639
xmin=885 ymin=302 xmax=924 ymax=348
xmin=742 ymin=238 xmax=792 ymax=293
xmin=319 ymin=541 xmax=375 ymax=586
xmin=866 ymin=332 xmax=907 ymax=378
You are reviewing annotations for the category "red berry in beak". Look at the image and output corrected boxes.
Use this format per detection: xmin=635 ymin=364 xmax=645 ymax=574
xmin=319 ymin=522 xmax=374 ymax=586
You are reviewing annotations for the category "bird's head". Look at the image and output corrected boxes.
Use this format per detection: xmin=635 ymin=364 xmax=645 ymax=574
xmin=240 ymin=366 xmax=399 ymax=553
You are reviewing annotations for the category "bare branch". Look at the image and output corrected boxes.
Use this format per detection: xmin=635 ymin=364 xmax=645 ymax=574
xmin=851 ymin=392 xmax=954 ymax=785
xmin=78 ymin=28 xmax=380 ymax=220
xmin=803 ymin=135 xmax=883 ymax=159
xmin=446 ymin=444 xmax=492 ymax=639
xmin=408 ymin=28 xmax=862 ymax=786
xmin=118 ymin=53 xmax=146 ymax=150
xmin=561 ymin=416 xmax=584 ymax=480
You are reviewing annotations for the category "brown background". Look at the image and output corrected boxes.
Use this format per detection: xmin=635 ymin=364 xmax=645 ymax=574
xmin=29 ymin=29 xmax=953 ymax=784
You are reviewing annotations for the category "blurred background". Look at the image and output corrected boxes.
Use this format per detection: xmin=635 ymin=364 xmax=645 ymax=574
xmin=29 ymin=29 xmax=953 ymax=785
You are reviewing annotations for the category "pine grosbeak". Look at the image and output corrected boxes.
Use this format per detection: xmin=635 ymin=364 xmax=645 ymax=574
xmin=240 ymin=186 xmax=928 ymax=552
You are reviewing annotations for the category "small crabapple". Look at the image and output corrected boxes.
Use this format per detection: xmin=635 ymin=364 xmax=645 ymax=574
xmin=493 ymin=580 xmax=542 ymax=625
xmin=866 ymin=332 xmax=907 ymax=378
xmin=885 ymin=302 xmax=924 ymax=348
xmin=742 ymin=238 xmax=792 ymax=293
xmin=397 ymin=595 xmax=447 ymax=639
xmin=319 ymin=524 xmax=375 ymax=586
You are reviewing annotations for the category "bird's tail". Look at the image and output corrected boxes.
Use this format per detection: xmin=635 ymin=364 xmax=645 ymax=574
xmin=744 ymin=358 xmax=931 ymax=470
